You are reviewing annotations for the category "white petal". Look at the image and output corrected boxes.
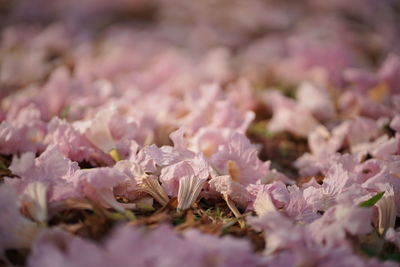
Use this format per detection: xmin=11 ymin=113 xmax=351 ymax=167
xmin=21 ymin=182 xmax=48 ymax=223
xmin=177 ymin=174 xmax=206 ymax=211
xmin=254 ymin=190 xmax=277 ymax=216
xmin=85 ymin=119 xmax=116 ymax=153
xmin=376 ymin=187 xmax=396 ymax=235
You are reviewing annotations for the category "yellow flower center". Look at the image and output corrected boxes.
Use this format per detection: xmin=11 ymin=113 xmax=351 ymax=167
xmin=227 ymin=160 xmax=240 ymax=182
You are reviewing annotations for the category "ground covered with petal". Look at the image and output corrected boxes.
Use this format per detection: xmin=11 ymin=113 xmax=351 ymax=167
xmin=1 ymin=1 xmax=400 ymax=266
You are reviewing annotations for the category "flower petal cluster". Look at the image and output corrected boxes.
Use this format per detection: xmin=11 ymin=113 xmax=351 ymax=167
xmin=1 ymin=1 xmax=400 ymax=265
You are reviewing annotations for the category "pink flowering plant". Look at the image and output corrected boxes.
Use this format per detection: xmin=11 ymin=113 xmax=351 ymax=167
xmin=1 ymin=1 xmax=400 ymax=266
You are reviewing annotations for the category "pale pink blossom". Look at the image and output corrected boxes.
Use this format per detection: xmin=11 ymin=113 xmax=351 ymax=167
xmin=6 ymin=146 xmax=79 ymax=203
xmin=210 ymin=132 xmax=269 ymax=185
xmin=160 ymin=156 xmax=209 ymax=197
xmin=286 ymin=185 xmax=320 ymax=223
xmin=69 ymin=167 xmax=131 ymax=212
xmin=73 ymin=104 xmax=137 ymax=162
xmin=0 ymin=104 xmax=46 ymax=154
xmin=45 ymin=117 xmax=105 ymax=164
xmin=263 ymin=91 xmax=319 ymax=137
xmin=209 ymin=175 xmax=251 ymax=208
xmin=297 ymin=82 xmax=336 ymax=120
xmin=304 ymin=162 xmax=356 ymax=211
xmin=309 ymin=204 xmax=372 ymax=247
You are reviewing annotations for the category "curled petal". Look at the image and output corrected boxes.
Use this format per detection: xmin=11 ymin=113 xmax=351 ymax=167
xmin=375 ymin=185 xmax=396 ymax=235
xmin=177 ymin=171 xmax=206 ymax=211
xmin=136 ymin=174 xmax=169 ymax=206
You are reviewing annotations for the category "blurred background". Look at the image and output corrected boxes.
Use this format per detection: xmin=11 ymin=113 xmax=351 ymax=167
xmin=1 ymin=0 xmax=399 ymax=91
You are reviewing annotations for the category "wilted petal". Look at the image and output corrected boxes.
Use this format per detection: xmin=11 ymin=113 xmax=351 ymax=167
xmin=209 ymin=175 xmax=250 ymax=208
xmin=177 ymin=165 xmax=207 ymax=210
xmin=136 ymin=174 xmax=169 ymax=206
xmin=374 ymin=185 xmax=396 ymax=235
xmin=74 ymin=105 xmax=125 ymax=161
xmin=160 ymin=155 xmax=209 ymax=197
xmin=70 ymin=167 xmax=128 ymax=211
